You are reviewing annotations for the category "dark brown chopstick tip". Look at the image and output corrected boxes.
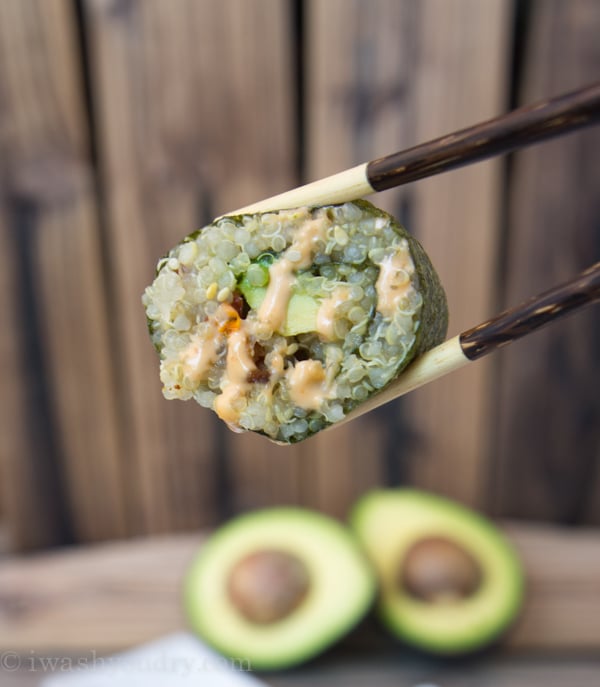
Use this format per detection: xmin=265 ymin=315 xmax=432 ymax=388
xmin=460 ymin=262 xmax=600 ymax=361
xmin=367 ymin=82 xmax=600 ymax=192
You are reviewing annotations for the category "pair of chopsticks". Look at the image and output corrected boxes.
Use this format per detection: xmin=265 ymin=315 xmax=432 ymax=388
xmin=228 ymin=82 xmax=600 ymax=422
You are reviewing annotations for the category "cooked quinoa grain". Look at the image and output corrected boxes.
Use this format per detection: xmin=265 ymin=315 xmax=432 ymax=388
xmin=143 ymin=201 xmax=447 ymax=443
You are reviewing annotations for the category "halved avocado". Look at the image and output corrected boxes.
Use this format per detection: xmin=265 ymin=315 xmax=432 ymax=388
xmin=350 ymin=489 xmax=524 ymax=655
xmin=185 ymin=508 xmax=376 ymax=670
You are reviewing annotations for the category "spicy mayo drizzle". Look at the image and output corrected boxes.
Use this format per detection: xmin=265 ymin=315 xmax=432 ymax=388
xmin=258 ymin=213 xmax=327 ymax=331
xmin=214 ymin=327 xmax=256 ymax=424
xmin=316 ymin=286 xmax=351 ymax=341
xmin=375 ymin=241 xmax=416 ymax=318
xmin=286 ymin=360 xmax=334 ymax=410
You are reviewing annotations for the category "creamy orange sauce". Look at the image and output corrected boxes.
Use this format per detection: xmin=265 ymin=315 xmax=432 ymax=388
xmin=214 ymin=327 xmax=256 ymax=424
xmin=269 ymin=351 xmax=285 ymax=376
xmin=213 ymin=317 xmax=296 ymax=428
xmin=180 ymin=325 xmax=220 ymax=382
xmin=257 ymin=212 xmax=328 ymax=333
xmin=291 ymin=217 xmax=328 ymax=269
xmin=375 ymin=242 xmax=416 ymax=318
xmin=257 ymin=259 xmax=295 ymax=331
xmin=316 ymin=286 xmax=351 ymax=341
xmin=287 ymin=360 xmax=334 ymax=411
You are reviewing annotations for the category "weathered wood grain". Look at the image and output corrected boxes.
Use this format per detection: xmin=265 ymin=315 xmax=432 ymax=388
xmin=0 ymin=525 xmax=9 ymax=557
xmin=0 ymin=208 xmax=65 ymax=551
xmin=83 ymin=0 xmax=298 ymax=529
xmin=196 ymin=1 xmax=303 ymax=515
xmin=0 ymin=0 xmax=598 ymax=549
xmin=0 ymin=535 xmax=199 ymax=651
xmin=504 ymin=522 xmax=600 ymax=650
xmin=304 ymin=0 xmax=420 ymax=515
xmin=0 ymin=523 xmax=598 ymax=653
xmin=304 ymin=0 xmax=512 ymax=512
xmin=492 ymin=0 xmax=600 ymax=525
xmin=394 ymin=0 xmax=511 ymax=508
xmin=0 ymin=0 xmax=125 ymax=548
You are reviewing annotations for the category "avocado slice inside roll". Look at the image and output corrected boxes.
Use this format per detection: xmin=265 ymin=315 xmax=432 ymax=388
xmin=143 ymin=200 xmax=448 ymax=443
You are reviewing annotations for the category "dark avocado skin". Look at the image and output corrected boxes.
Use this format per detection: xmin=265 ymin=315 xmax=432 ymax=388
xmin=146 ymin=201 xmax=448 ymax=439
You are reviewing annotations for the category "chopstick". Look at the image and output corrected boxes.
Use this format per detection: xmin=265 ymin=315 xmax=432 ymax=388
xmin=327 ymin=262 xmax=600 ymax=430
xmin=229 ymin=81 xmax=600 ymax=216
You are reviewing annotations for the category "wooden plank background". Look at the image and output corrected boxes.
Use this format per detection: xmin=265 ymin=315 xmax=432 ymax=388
xmin=1 ymin=523 xmax=599 ymax=653
xmin=0 ymin=0 xmax=598 ymax=551
xmin=492 ymin=0 xmax=600 ymax=524
xmin=0 ymin=0 xmax=125 ymax=549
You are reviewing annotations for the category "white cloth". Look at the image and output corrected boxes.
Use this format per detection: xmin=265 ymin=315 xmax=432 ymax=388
xmin=40 ymin=633 xmax=267 ymax=687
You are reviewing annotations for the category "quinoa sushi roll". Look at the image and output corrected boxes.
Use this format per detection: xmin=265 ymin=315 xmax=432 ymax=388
xmin=143 ymin=200 xmax=448 ymax=443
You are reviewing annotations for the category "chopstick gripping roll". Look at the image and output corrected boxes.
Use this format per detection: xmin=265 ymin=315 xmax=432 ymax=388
xmin=143 ymin=201 xmax=448 ymax=443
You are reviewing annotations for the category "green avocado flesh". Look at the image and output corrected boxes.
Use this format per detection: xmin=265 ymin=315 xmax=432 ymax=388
xmin=185 ymin=508 xmax=376 ymax=670
xmin=350 ymin=489 xmax=524 ymax=654
xmin=239 ymin=262 xmax=328 ymax=337
xmin=239 ymin=282 xmax=321 ymax=336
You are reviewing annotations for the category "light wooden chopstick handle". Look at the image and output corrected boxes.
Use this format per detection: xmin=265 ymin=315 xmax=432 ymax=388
xmin=229 ymin=163 xmax=372 ymax=216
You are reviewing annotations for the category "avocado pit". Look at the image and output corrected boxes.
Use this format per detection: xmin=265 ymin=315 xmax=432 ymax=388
xmin=399 ymin=536 xmax=483 ymax=604
xmin=227 ymin=549 xmax=311 ymax=624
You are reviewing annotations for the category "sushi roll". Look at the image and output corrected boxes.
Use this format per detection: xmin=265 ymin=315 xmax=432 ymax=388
xmin=143 ymin=200 xmax=447 ymax=443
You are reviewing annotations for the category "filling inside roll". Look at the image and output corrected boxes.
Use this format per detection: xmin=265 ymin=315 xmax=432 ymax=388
xmin=143 ymin=201 xmax=447 ymax=443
